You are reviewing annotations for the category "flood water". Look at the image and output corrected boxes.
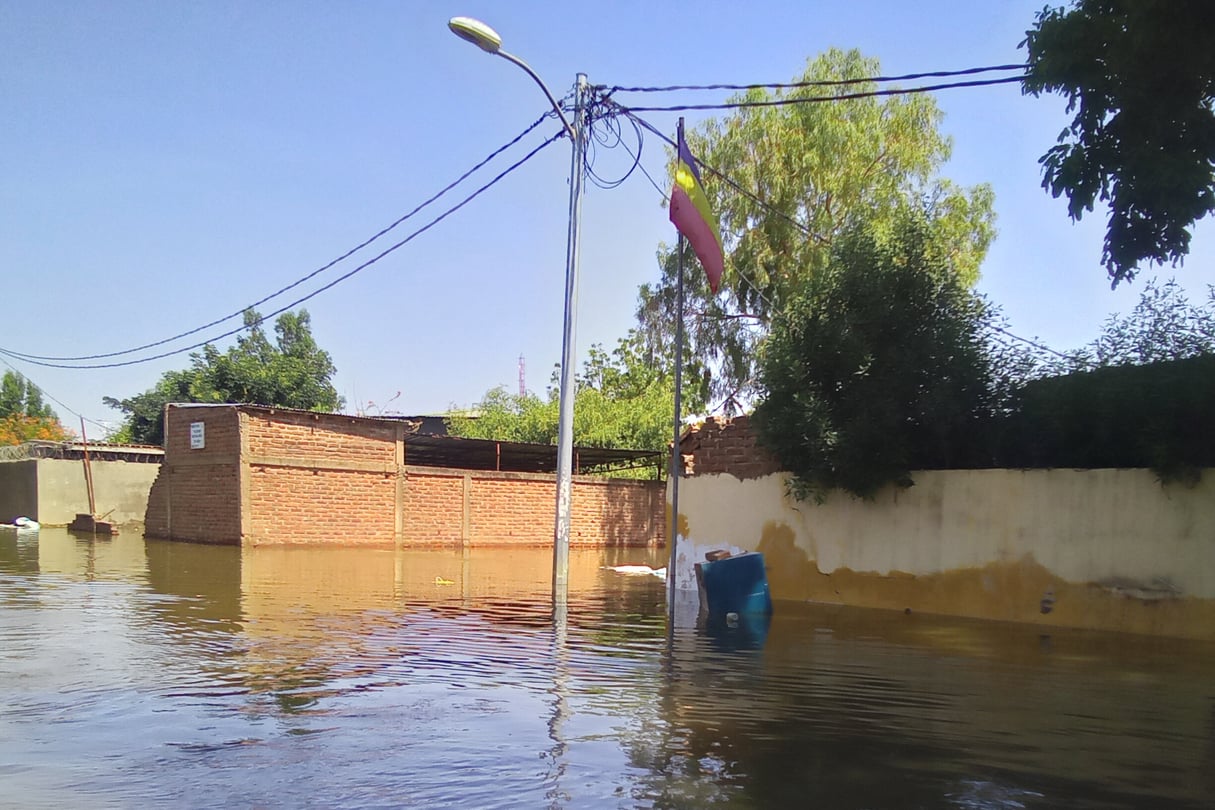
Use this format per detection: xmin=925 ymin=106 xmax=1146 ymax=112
xmin=2 ymin=529 xmax=1213 ymax=809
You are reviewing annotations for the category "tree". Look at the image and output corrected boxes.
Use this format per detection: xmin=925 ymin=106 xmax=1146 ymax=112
xmin=637 ymin=49 xmax=996 ymax=409
xmin=1022 ymin=0 xmax=1215 ymax=286
xmin=1010 ymin=279 xmax=1215 ymax=377
xmin=1085 ymin=279 xmax=1215 ymax=365
xmin=0 ymin=371 xmax=70 ymax=446
xmin=105 ymin=309 xmax=343 ymax=445
xmin=447 ymin=329 xmax=689 ymax=470
xmin=1 ymin=371 xmax=55 ymax=420
xmin=751 ymin=209 xmax=996 ymax=501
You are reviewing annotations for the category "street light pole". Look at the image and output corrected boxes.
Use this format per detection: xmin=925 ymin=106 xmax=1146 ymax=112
xmin=552 ymin=73 xmax=587 ymax=604
xmin=448 ymin=17 xmax=586 ymax=604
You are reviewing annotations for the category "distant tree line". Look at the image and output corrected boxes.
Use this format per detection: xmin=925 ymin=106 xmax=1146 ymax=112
xmin=0 ymin=371 xmax=71 ymax=446
xmin=106 ymin=309 xmax=342 ymax=445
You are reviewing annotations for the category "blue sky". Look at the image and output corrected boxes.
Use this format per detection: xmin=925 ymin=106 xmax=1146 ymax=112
xmin=2 ymin=1 xmax=1212 ymax=432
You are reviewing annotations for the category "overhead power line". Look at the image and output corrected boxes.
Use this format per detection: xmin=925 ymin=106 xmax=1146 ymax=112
xmin=621 ymin=108 xmax=821 ymax=243
xmin=607 ymin=63 xmax=1025 ymax=94
xmin=0 ymin=356 xmax=110 ymax=431
xmin=0 ymin=130 xmax=564 ymax=370
xmin=615 ymin=75 xmax=1024 ymax=114
xmin=982 ymin=323 xmax=1078 ymax=363
xmin=620 ymin=111 xmax=1073 ymax=367
xmin=2 ymin=111 xmax=559 ymax=364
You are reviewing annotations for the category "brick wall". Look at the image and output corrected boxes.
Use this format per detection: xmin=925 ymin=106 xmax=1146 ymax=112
xmin=679 ymin=415 xmax=781 ymax=480
xmin=145 ymin=405 xmax=242 ymax=543
xmin=401 ymin=469 xmax=465 ymax=545
xmin=241 ymin=408 xmax=402 ymax=545
xmin=570 ymin=477 xmax=663 ymax=548
xmin=244 ymin=410 xmax=397 ymax=466
xmin=404 ymin=467 xmax=664 ymax=548
xmin=245 ymin=465 xmax=397 ymax=544
xmin=150 ymin=404 xmax=664 ymax=547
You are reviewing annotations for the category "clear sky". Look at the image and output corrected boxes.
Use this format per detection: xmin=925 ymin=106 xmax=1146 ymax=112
xmin=2 ymin=1 xmax=1212 ymax=433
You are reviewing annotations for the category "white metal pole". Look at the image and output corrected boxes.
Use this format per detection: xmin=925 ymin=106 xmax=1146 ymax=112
xmin=553 ymin=73 xmax=588 ymax=604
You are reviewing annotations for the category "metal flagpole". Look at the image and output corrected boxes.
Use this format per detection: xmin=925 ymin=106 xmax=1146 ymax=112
xmin=667 ymin=117 xmax=687 ymax=625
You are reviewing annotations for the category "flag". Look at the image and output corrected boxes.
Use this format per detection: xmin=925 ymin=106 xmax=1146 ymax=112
xmin=669 ymin=133 xmax=725 ymax=293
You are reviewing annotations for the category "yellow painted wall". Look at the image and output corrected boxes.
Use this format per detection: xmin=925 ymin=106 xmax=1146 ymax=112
xmin=673 ymin=468 xmax=1215 ymax=640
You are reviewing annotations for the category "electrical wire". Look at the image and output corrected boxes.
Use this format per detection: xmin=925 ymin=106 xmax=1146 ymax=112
xmin=615 ymin=75 xmax=1024 ymax=113
xmin=621 ymin=107 xmax=821 ymax=242
xmin=0 ymin=130 xmax=565 ymax=371
xmin=607 ymin=63 xmax=1026 ymax=94
xmin=617 ymin=108 xmax=1077 ymax=397
xmin=982 ymin=323 xmax=1078 ymax=363
xmin=2 ymin=111 xmax=558 ymax=364
xmin=584 ymin=98 xmax=645 ymax=191
xmin=0 ymin=356 xmax=110 ymax=431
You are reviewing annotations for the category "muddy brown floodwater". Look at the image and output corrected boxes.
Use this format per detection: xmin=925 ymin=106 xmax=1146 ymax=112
xmin=2 ymin=529 xmax=1213 ymax=808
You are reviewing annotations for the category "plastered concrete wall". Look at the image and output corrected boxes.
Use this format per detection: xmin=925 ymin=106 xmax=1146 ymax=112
xmin=0 ymin=458 xmax=158 ymax=527
xmin=32 ymin=459 xmax=160 ymax=527
xmin=672 ymin=416 xmax=1215 ymax=640
xmin=675 ymin=468 xmax=1215 ymax=639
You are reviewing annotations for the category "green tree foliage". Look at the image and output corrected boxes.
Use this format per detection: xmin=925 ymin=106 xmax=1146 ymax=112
xmin=105 ymin=309 xmax=343 ymax=445
xmin=1000 ymin=356 xmax=1215 ymax=485
xmin=1084 ymin=279 xmax=1215 ymax=366
xmin=0 ymin=371 xmax=69 ymax=446
xmin=1 ymin=371 xmax=56 ymax=420
xmin=752 ymin=210 xmax=996 ymax=501
xmin=447 ymin=330 xmax=688 ymax=471
xmin=637 ymin=49 xmax=996 ymax=408
xmin=1022 ymin=0 xmax=1215 ymax=286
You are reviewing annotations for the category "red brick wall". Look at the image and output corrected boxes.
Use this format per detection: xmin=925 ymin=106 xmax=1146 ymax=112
xmin=145 ymin=405 xmax=242 ymax=543
xmin=245 ymin=410 xmax=396 ymax=467
xmin=403 ymin=467 xmax=664 ymax=548
xmin=151 ymin=404 xmax=664 ymax=547
xmin=401 ymin=469 xmax=465 ymax=545
xmin=469 ymin=474 xmax=554 ymax=545
xmin=679 ymin=415 xmax=781 ymax=480
xmin=570 ymin=477 xmax=663 ymax=548
xmin=246 ymin=465 xmax=397 ymax=544
xmin=242 ymin=409 xmax=400 ymax=545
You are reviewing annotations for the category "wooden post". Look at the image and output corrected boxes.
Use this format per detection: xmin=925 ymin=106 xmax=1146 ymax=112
xmin=80 ymin=417 xmax=96 ymax=517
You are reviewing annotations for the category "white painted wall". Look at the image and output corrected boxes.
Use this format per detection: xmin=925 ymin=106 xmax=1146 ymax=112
xmin=675 ymin=468 xmax=1215 ymax=599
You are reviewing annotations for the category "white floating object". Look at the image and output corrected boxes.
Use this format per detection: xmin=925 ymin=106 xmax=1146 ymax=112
xmin=13 ymin=517 xmax=39 ymax=531
xmin=603 ymin=564 xmax=666 ymax=579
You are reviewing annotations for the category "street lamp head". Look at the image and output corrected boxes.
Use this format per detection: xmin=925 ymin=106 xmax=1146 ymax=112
xmin=448 ymin=16 xmax=502 ymax=54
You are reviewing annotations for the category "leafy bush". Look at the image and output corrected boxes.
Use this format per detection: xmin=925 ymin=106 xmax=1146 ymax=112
xmin=753 ymin=211 xmax=995 ymax=500
xmin=997 ymin=355 xmax=1215 ymax=482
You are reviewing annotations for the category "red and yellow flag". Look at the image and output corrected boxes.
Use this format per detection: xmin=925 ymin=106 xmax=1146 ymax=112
xmin=669 ymin=133 xmax=725 ymax=293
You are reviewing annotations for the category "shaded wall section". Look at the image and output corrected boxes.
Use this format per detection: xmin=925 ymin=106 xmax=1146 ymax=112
xmin=674 ymin=416 xmax=1215 ymax=640
xmin=145 ymin=406 xmax=242 ymax=543
xmin=0 ymin=460 xmax=38 ymax=524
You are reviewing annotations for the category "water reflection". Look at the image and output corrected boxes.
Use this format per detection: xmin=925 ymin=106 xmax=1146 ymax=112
xmin=1 ymin=530 xmax=1212 ymax=808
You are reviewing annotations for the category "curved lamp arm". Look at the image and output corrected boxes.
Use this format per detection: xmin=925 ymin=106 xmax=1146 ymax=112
xmin=448 ymin=16 xmax=576 ymax=140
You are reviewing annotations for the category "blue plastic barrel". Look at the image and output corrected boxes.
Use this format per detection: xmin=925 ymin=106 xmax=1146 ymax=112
xmin=695 ymin=552 xmax=773 ymax=617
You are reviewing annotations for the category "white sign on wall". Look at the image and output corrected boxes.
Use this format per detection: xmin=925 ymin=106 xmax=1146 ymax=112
xmin=189 ymin=421 xmax=205 ymax=450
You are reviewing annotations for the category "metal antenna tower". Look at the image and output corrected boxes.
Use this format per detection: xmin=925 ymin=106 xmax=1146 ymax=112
xmin=518 ymin=354 xmax=526 ymax=397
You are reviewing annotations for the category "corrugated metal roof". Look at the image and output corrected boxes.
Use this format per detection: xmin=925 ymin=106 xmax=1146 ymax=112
xmin=403 ymin=433 xmax=662 ymax=475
